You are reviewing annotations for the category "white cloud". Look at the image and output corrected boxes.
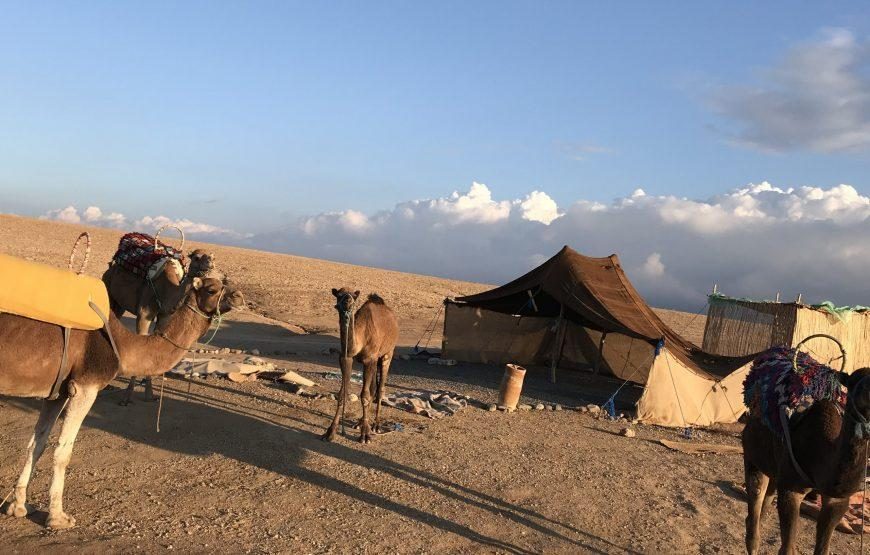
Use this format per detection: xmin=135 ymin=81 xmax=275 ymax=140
xmin=40 ymin=206 xmax=244 ymax=239
xmin=710 ymin=28 xmax=870 ymax=153
xmin=640 ymin=253 xmax=665 ymax=278
xmin=517 ymin=191 xmax=561 ymax=224
xmin=248 ymin=180 xmax=870 ymax=310
xmin=42 ymin=206 xmax=81 ymax=224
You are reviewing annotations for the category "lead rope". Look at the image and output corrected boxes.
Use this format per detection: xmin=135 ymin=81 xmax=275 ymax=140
xmin=154 ymin=294 xmax=223 ymax=432
xmin=340 ymin=304 xmax=354 ymax=436
xmin=862 ymin=439 xmax=868 ymax=554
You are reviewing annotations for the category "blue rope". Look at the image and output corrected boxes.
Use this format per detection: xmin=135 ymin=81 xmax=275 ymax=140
xmin=603 ymin=398 xmax=616 ymax=419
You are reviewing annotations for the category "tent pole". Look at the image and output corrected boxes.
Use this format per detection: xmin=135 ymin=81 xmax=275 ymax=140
xmin=594 ymin=332 xmax=608 ymax=375
xmin=550 ymin=305 xmax=566 ymax=383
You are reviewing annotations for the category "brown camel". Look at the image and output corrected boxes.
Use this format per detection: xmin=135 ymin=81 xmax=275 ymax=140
xmin=102 ymin=249 xmax=215 ymax=404
xmin=0 ymin=276 xmax=243 ymax=529
xmin=742 ymin=367 xmax=870 ymax=555
xmin=322 ymin=288 xmax=398 ymax=443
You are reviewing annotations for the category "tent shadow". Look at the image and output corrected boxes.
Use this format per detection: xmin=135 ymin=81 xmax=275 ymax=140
xmin=2 ymin=382 xmax=638 ymax=555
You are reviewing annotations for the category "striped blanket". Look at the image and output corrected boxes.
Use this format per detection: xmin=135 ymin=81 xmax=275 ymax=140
xmin=743 ymin=346 xmax=846 ymax=438
xmin=111 ymin=232 xmax=186 ymax=278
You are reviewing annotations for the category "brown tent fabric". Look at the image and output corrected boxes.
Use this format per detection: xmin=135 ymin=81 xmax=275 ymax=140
xmin=456 ymin=246 xmax=754 ymax=380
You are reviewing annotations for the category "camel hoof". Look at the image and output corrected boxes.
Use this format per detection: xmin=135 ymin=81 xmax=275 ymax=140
xmin=46 ymin=512 xmax=76 ymax=529
xmin=320 ymin=431 xmax=336 ymax=442
xmin=5 ymin=503 xmax=29 ymax=518
xmin=141 ymin=395 xmax=159 ymax=403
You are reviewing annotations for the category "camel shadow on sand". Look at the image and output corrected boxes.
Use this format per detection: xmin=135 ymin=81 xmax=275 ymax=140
xmin=4 ymin=377 xmax=638 ymax=555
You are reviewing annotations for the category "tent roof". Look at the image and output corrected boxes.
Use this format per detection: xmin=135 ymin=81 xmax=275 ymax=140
xmin=455 ymin=246 xmax=754 ymax=378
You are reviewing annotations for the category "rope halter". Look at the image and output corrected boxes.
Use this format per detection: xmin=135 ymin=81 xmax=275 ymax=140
xmin=335 ymin=292 xmax=357 ymax=358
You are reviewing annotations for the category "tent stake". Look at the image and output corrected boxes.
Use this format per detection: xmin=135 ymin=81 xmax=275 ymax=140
xmin=594 ymin=332 xmax=608 ymax=375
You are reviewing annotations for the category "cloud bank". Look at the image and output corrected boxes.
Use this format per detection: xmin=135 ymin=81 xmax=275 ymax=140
xmin=41 ymin=181 xmax=870 ymax=310
xmin=711 ymin=28 xmax=870 ymax=153
xmin=249 ymin=181 xmax=870 ymax=310
xmin=40 ymin=205 xmax=244 ymax=238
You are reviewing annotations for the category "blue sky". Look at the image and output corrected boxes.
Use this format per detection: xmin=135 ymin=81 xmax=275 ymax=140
xmin=2 ymin=2 xmax=870 ymax=232
xmin=5 ymin=3 xmax=870 ymax=307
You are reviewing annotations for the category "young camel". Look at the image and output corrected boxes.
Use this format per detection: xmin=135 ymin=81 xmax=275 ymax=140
xmin=0 ymin=277 xmax=243 ymax=529
xmin=102 ymin=249 xmax=215 ymax=404
xmin=322 ymin=288 xmax=398 ymax=443
xmin=742 ymin=367 xmax=870 ymax=555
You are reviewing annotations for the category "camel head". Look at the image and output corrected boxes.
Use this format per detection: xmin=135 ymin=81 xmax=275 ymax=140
xmin=191 ymin=276 xmax=245 ymax=316
xmin=843 ymin=367 xmax=870 ymax=423
xmin=187 ymin=249 xmax=216 ymax=278
xmin=332 ymin=287 xmax=360 ymax=317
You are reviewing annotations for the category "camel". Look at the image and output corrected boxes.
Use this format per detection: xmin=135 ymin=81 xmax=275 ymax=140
xmin=322 ymin=288 xmax=398 ymax=444
xmin=742 ymin=367 xmax=870 ymax=555
xmin=0 ymin=276 xmax=243 ymax=529
xmin=102 ymin=249 xmax=215 ymax=405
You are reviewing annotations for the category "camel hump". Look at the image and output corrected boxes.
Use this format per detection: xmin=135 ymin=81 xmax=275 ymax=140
xmin=367 ymin=293 xmax=386 ymax=305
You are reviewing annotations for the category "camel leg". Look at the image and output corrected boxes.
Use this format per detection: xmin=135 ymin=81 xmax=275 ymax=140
xmin=358 ymin=359 xmax=377 ymax=444
xmin=322 ymin=355 xmax=352 ymax=441
xmin=5 ymin=396 xmax=68 ymax=518
xmin=777 ymin=487 xmax=809 ymax=555
xmin=46 ymin=384 xmax=98 ymax=529
xmin=813 ymin=495 xmax=850 ymax=555
xmin=136 ymin=312 xmax=158 ymax=402
xmin=141 ymin=378 xmax=157 ymax=402
xmin=373 ymin=353 xmax=392 ymax=434
xmin=120 ymin=377 xmax=137 ymax=406
xmin=744 ymin=461 xmax=770 ymax=555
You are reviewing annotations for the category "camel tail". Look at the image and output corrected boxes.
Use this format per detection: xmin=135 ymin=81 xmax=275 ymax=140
xmin=367 ymin=293 xmax=385 ymax=304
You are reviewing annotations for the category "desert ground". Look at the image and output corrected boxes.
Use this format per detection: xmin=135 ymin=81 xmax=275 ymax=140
xmin=0 ymin=214 xmax=860 ymax=553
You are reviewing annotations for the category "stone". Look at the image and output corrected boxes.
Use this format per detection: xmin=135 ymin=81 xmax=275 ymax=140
xmin=518 ymin=404 xmax=532 ymax=411
xmin=631 ymin=419 xmax=640 ymax=425
xmin=400 ymin=354 xmax=411 ymax=361
xmin=578 ymin=406 xmax=588 ymax=413
xmin=218 ymin=348 xmax=230 ymax=355
xmin=620 ymin=428 xmax=636 ymax=438
xmin=250 ymin=349 xmax=260 ymax=356
xmin=554 ymin=404 xmax=563 ymax=411
xmin=587 ymin=404 xmax=601 ymax=415
xmin=547 ymin=404 xmax=555 ymax=411
xmin=487 ymin=404 xmax=498 ymax=412
xmin=348 ymin=393 xmax=359 ymax=403
xmin=535 ymin=403 xmax=545 ymax=411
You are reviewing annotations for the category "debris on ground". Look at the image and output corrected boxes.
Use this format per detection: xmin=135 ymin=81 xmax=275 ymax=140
xmin=322 ymin=371 xmax=363 ymax=384
xmin=427 ymin=357 xmax=457 ymax=366
xmin=620 ymin=428 xmax=636 ymax=438
xmin=381 ymin=390 xmax=469 ymax=419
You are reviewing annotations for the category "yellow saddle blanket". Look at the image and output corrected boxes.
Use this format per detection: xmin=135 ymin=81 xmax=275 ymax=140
xmin=0 ymin=253 xmax=111 ymax=330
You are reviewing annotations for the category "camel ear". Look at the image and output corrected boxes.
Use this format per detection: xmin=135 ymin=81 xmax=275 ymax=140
xmin=332 ymin=288 xmax=340 ymax=297
xmin=192 ymin=277 xmax=203 ymax=290
xmin=353 ymin=290 xmax=360 ymax=300
xmin=845 ymin=368 xmax=870 ymax=389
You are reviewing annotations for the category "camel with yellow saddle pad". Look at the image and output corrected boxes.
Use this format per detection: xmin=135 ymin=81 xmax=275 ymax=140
xmin=0 ymin=252 xmax=244 ymax=529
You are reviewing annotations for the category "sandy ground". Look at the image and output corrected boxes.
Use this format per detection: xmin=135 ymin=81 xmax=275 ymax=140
xmin=0 ymin=215 xmax=856 ymax=553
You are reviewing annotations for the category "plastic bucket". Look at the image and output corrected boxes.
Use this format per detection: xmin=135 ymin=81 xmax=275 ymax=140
xmin=497 ymin=364 xmax=527 ymax=410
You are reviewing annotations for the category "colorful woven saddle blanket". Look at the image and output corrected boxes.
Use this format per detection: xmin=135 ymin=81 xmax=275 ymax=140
xmin=743 ymin=346 xmax=846 ymax=438
xmin=111 ymin=232 xmax=186 ymax=278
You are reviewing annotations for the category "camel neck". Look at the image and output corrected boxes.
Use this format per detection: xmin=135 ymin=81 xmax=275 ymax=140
xmin=826 ymin=405 xmax=869 ymax=493
xmin=111 ymin=302 xmax=212 ymax=377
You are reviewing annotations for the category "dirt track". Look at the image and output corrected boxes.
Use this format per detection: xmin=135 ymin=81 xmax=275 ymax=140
xmin=0 ymin=215 xmax=857 ymax=553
